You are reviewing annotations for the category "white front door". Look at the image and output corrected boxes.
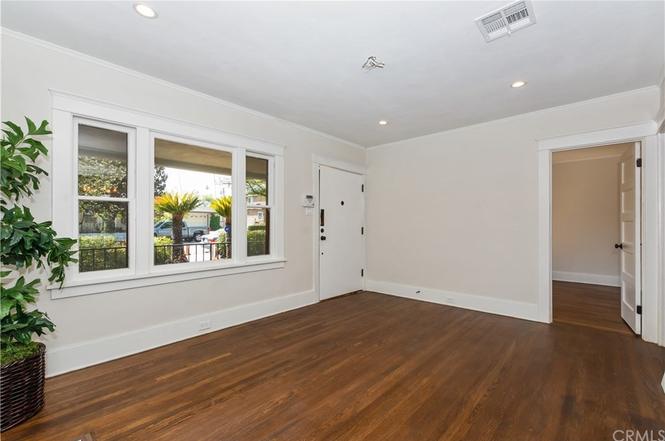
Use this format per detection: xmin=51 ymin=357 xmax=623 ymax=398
xmin=319 ymin=165 xmax=364 ymax=300
xmin=618 ymin=142 xmax=641 ymax=334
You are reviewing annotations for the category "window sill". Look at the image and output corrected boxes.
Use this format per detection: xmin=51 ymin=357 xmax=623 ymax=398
xmin=48 ymin=257 xmax=286 ymax=299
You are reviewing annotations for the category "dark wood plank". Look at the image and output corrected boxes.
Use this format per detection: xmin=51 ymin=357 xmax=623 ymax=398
xmin=4 ymin=292 xmax=664 ymax=441
xmin=553 ymin=281 xmax=633 ymax=335
xmin=70 ymin=434 xmax=95 ymax=441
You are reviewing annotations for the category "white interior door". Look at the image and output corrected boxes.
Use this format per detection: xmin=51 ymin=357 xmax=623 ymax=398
xmin=618 ymin=142 xmax=641 ymax=334
xmin=319 ymin=165 xmax=364 ymax=300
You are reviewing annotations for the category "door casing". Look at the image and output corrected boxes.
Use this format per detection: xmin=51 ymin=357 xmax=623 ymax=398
xmin=538 ymin=122 xmax=663 ymax=346
xmin=312 ymin=156 xmax=366 ymax=301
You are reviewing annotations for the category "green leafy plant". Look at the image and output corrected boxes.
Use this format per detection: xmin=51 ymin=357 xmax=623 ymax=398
xmin=153 ymin=236 xmax=174 ymax=265
xmin=247 ymin=229 xmax=267 ymax=257
xmin=210 ymin=196 xmax=232 ymax=258
xmin=153 ymin=166 xmax=168 ymax=196
xmin=1 ymin=119 xmax=49 ymax=202
xmin=245 ymin=179 xmax=266 ymax=199
xmin=210 ymin=195 xmax=232 ymax=227
xmin=78 ymin=235 xmax=127 ymax=272
xmin=209 ymin=214 xmax=221 ymax=231
xmin=1 ymin=118 xmax=77 ymax=365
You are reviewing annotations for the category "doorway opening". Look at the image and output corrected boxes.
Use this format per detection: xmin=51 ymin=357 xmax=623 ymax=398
xmin=551 ymin=142 xmax=641 ymax=335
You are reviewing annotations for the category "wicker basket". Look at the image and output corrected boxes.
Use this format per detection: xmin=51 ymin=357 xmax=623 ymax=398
xmin=0 ymin=343 xmax=46 ymax=432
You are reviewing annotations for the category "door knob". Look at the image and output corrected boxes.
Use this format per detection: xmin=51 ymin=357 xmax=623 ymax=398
xmin=321 ymin=236 xmax=326 ymax=240
xmin=614 ymin=243 xmax=623 ymax=249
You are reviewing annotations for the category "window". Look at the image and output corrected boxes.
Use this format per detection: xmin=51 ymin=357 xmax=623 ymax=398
xmin=153 ymin=138 xmax=233 ymax=265
xmin=51 ymin=92 xmax=284 ymax=297
xmin=246 ymin=155 xmax=271 ymax=257
xmin=77 ymin=122 xmax=132 ymax=273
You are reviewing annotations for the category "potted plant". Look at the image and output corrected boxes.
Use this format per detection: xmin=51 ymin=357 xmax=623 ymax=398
xmin=0 ymin=118 xmax=77 ymax=431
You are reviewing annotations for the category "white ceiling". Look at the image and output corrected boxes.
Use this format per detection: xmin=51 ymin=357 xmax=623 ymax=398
xmin=2 ymin=1 xmax=664 ymax=147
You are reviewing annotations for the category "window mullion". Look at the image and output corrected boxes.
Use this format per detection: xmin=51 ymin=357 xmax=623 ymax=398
xmin=126 ymin=126 xmax=138 ymax=275
xmin=233 ymin=148 xmax=247 ymax=262
xmin=270 ymin=156 xmax=282 ymax=258
xmin=78 ymin=196 xmax=131 ymax=202
xmin=135 ymin=127 xmax=152 ymax=275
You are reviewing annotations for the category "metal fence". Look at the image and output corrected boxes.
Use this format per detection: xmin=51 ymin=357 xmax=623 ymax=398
xmin=79 ymin=240 xmax=269 ymax=272
xmin=79 ymin=246 xmax=128 ymax=273
xmin=154 ymin=242 xmax=232 ymax=265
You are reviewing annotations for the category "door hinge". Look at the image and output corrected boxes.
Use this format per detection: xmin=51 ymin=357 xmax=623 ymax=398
xmin=361 ymin=269 xmax=364 ymax=277
xmin=361 ymin=227 xmax=364 ymax=235
xmin=636 ymin=305 xmax=642 ymax=315
xmin=636 ymin=158 xmax=642 ymax=167
xmin=361 ymin=184 xmax=364 ymax=192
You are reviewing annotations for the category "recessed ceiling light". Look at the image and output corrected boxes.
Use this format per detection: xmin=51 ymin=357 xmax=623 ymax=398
xmin=134 ymin=3 xmax=158 ymax=19
xmin=378 ymin=120 xmax=388 ymax=126
xmin=511 ymin=80 xmax=527 ymax=88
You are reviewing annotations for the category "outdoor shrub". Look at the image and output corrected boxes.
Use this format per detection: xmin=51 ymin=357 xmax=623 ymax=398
xmin=154 ymin=236 xmax=174 ymax=265
xmin=78 ymin=235 xmax=127 ymax=272
xmin=247 ymin=229 xmax=267 ymax=256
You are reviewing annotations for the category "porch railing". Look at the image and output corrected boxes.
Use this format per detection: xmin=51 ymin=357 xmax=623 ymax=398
xmin=79 ymin=240 xmax=268 ymax=272
xmin=79 ymin=246 xmax=128 ymax=273
xmin=154 ymin=242 xmax=232 ymax=265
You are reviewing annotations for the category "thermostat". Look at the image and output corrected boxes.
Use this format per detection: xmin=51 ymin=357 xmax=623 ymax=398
xmin=303 ymin=194 xmax=315 ymax=208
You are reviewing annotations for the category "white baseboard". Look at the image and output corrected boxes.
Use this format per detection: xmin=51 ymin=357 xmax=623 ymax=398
xmin=552 ymin=271 xmax=621 ymax=287
xmin=366 ymin=280 xmax=541 ymax=323
xmin=46 ymin=289 xmax=318 ymax=377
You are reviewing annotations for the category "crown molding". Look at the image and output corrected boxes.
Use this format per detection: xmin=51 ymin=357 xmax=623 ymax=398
xmin=1 ymin=27 xmax=367 ymax=151
xmin=368 ymin=86 xmax=660 ymax=151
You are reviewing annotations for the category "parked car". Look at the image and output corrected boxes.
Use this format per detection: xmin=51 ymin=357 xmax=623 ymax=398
xmin=154 ymin=221 xmax=209 ymax=242
xmin=201 ymin=228 xmax=226 ymax=243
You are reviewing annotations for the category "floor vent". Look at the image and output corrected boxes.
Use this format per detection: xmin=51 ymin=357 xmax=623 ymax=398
xmin=476 ymin=0 xmax=536 ymax=42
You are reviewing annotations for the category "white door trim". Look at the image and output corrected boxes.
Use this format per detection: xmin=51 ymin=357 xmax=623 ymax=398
xmin=537 ymin=122 xmax=663 ymax=346
xmin=658 ymin=131 xmax=665 ymax=347
xmin=312 ymin=155 xmax=367 ymax=175
xmin=537 ymin=122 xmax=657 ymax=151
xmin=312 ymin=155 xmax=366 ymax=300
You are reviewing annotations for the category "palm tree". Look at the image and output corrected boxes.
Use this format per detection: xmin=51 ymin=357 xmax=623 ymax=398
xmin=210 ymin=196 xmax=232 ymax=258
xmin=154 ymin=192 xmax=201 ymax=261
xmin=211 ymin=196 xmax=232 ymax=226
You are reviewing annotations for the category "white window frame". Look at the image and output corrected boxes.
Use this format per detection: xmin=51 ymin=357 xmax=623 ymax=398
xmin=49 ymin=91 xmax=285 ymax=298
xmin=149 ymin=132 xmax=237 ymax=274
xmin=73 ymin=118 xmax=136 ymax=282
xmin=245 ymin=152 xmax=275 ymax=260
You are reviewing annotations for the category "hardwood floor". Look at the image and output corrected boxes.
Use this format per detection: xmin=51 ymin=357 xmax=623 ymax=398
xmin=4 ymin=292 xmax=664 ymax=441
xmin=553 ymin=281 xmax=633 ymax=335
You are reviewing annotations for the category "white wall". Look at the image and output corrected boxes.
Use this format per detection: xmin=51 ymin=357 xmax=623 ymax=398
xmin=366 ymin=86 xmax=660 ymax=318
xmin=1 ymin=31 xmax=366 ymax=375
xmin=656 ymin=74 xmax=665 ymax=128
xmin=552 ymin=150 xmax=626 ymax=286
xmin=3 ymin=29 xmax=663 ymax=375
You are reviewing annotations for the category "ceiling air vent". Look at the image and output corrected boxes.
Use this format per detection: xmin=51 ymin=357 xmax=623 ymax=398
xmin=476 ymin=0 xmax=536 ymax=42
